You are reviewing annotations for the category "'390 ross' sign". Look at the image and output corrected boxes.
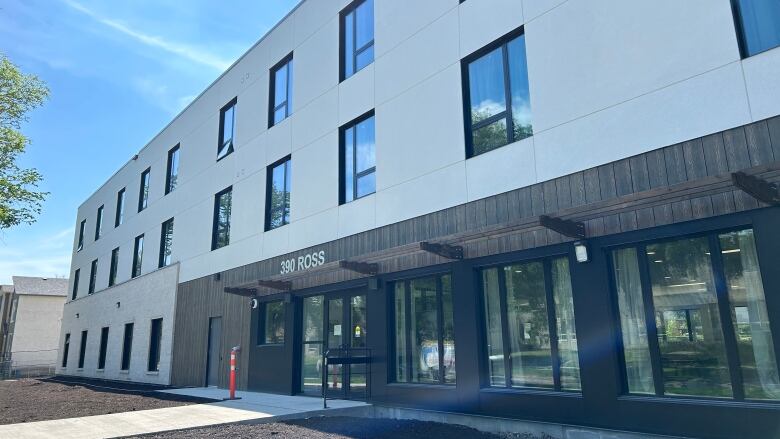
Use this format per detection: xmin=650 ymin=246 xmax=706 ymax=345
xmin=280 ymin=250 xmax=326 ymax=275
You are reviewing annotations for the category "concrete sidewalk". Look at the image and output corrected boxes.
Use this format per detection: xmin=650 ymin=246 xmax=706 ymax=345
xmin=0 ymin=388 xmax=368 ymax=439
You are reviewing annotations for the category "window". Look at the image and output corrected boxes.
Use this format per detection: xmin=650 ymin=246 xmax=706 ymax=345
xmin=132 ymin=234 xmax=144 ymax=278
xmin=611 ymin=229 xmax=780 ymax=400
xmin=148 ymin=318 xmax=163 ymax=372
xmin=165 ymin=145 xmax=180 ymax=194
xmin=88 ymin=259 xmax=98 ymax=295
xmin=340 ymin=112 xmax=375 ymax=204
xmin=159 ymin=218 xmax=174 ymax=268
xmin=77 ymin=219 xmax=86 ymax=251
xmin=71 ymin=269 xmax=80 ymax=300
xmin=98 ymin=327 xmax=109 ymax=370
xmin=109 ymin=247 xmax=119 ymax=287
xmin=78 ymin=330 xmax=88 ymax=369
xmin=115 ymin=188 xmax=126 ymax=227
xmin=217 ymin=98 xmax=236 ymax=160
xmin=733 ymin=0 xmax=780 ymax=57
xmin=121 ymin=322 xmax=133 ymax=371
xmin=94 ymin=205 xmax=104 ymax=240
xmin=341 ymin=0 xmax=374 ymax=80
xmin=269 ymin=54 xmax=293 ymax=127
xmin=212 ymin=187 xmax=232 ymax=250
xmin=61 ymin=333 xmax=70 ymax=368
xmin=138 ymin=167 xmax=151 ymax=212
xmin=260 ymin=301 xmax=285 ymax=344
xmin=392 ymin=273 xmax=456 ymax=384
xmin=481 ymin=256 xmax=581 ymax=391
xmin=265 ymin=157 xmax=291 ymax=231
xmin=462 ymin=28 xmax=532 ymax=157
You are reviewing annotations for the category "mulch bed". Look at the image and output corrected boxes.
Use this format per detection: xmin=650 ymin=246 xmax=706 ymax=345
xmin=0 ymin=377 xmax=216 ymax=425
xmin=133 ymin=416 xmax=544 ymax=439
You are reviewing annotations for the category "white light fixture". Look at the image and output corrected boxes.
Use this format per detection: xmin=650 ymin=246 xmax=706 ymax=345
xmin=574 ymin=241 xmax=589 ymax=263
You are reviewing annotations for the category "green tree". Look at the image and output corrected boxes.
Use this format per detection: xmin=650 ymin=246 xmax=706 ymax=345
xmin=0 ymin=55 xmax=49 ymax=229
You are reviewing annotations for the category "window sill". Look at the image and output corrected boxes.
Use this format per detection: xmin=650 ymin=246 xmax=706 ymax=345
xmin=386 ymin=382 xmax=456 ymax=390
xmin=480 ymin=387 xmax=582 ymax=399
xmin=146 ymin=371 xmax=159 ymax=376
xmin=616 ymin=394 xmax=780 ymax=409
xmin=216 ymin=150 xmax=234 ymax=163
xmin=96 ymin=369 xmax=104 ymax=373
xmin=119 ymin=370 xmax=129 ymax=375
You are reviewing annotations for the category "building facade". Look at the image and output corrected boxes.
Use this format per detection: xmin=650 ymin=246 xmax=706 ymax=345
xmin=59 ymin=0 xmax=780 ymax=437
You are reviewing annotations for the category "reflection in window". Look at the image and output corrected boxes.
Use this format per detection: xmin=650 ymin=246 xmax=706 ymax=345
xmin=342 ymin=0 xmax=374 ymax=80
xmin=77 ymin=219 xmax=86 ymax=251
xmin=115 ymin=188 xmax=126 ymax=227
xmin=95 ymin=205 xmax=104 ymax=240
xmin=165 ymin=145 xmax=180 ymax=195
xmin=159 ymin=218 xmax=174 ymax=268
xmin=270 ymin=55 xmax=293 ymax=127
xmin=218 ymin=99 xmax=236 ymax=160
xmin=465 ymin=31 xmax=532 ymax=157
xmin=266 ymin=158 xmax=291 ymax=231
xmin=212 ymin=187 xmax=232 ymax=250
xmin=481 ymin=257 xmax=581 ymax=391
xmin=132 ymin=234 xmax=144 ymax=278
xmin=109 ymin=247 xmax=119 ymax=287
xmin=341 ymin=113 xmax=375 ymax=203
xmin=733 ymin=0 xmax=780 ymax=57
xmin=263 ymin=301 xmax=285 ymax=344
xmin=393 ymin=274 xmax=456 ymax=385
xmin=301 ymin=296 xmax=324 ymax=393
xmin=88 ymin=259 xmax=98 ymax=294
xmin=138 ymin=168 xmax=150 ymax=212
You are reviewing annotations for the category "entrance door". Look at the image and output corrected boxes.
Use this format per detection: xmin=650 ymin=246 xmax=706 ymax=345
xmin=206 ymin=317 xmax=222 ymax=387
xmin=300 ymin=291 xmax=367 ymax=399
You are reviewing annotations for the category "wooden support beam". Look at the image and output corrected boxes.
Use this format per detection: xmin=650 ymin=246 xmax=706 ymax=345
xmin=539 ymin=215 xmax=586 ymax=239
xmin=339 ymin=260 xmax=379 ymax=276
xmin=224 ymin=287 xmax=258 ymax=297
xmin=420 ymin=241 xmax=464 ymax=260
xmin=732 ymin=171 xmax=780 ymax=205
xmin=257 ymin=280 xmax=293 ymax=291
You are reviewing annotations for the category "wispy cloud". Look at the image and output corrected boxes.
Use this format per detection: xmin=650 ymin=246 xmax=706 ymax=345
xmin=0 ymin=227 xmax=73 ymax=284
xmin=61 ymin=0 xmax=232 ymax=71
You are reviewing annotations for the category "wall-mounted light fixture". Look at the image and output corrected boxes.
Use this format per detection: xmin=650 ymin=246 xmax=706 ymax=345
xmin=116 ymin=302 xmax=121 ymax=308
xmin=574 ymin=241 xmax=590 ymax=263
xmin=76 ymin=313 xmax=80 ymax=319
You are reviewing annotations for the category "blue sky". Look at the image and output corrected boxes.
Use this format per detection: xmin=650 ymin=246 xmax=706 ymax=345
xmin=0 ymin=0 xmax=300 ymax=284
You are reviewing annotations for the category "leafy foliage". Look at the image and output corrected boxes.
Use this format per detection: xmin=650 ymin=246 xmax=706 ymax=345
xmin=0 ymin=55 xmax=49 ymax=229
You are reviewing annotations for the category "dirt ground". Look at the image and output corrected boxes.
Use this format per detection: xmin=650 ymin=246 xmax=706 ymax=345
xmin=0 ymin=377 xmax=216 ymax=425
xmin=132 ymin=416 xmax=536 ymax=439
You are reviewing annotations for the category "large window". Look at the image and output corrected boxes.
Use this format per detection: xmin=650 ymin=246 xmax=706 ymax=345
xmin=266 ymin=157 xmax=291 ymax=231
xmin=159 ymin=218 xmax=174 ymax=268
xmin=481 ymin=256 xmax=581 ymax=391
xmin=109 ymin=247 xmax=119 ymax=287
xmin=392 ymin=274 xmax=456 ymax=385
xmin=611 ymin=229 xmax=780 ymax=400
xmin=138 ymin=167 xmax=150 ymax=212
xmin=61 ymin=333 xmax=70 ymax=368
xmin=94 ymin=205 xmax=104 ymax=240
xmin=217 ymin=98 xmax=236 ymax=160
xmin=132 ymin=234 xmax=144 ymax=278
xmin=260 ymin=301 xmax=285 ymax=345
xmin=121 ymin=322 xmax=133 ymax=371
xmin=77 ymin=219 xmax=86 ymax=251
xmin=340 ymin=112 xmax=375 ymax=204
xmin=115 ymin=188 xmax=125 ymax=227
xmin=165 ymin=145 xmax=180 ymax=195
xmin=148 ymin=318 xmax=163 ymax=372
xmin=212 ymin=187 xmax=232 ymax=250
xmin=269 ymin=54 xmax=293 ymax=127
xmin=71 ymin=269 xmax=80 ymax=300
xmin=341 ymin=0 xmax=374 ymax=80
xmin=98 ymin=327 xmax=109 ymax=370
xmin=733 ymin=0 xmax=780 ymax=57
xmin=88 ymin=259 xmax=98 ymax=295
xmin=78 ymin=330 xmax=88 ymax=369
xmin=462 ymin=29 xmax=532 ymax=157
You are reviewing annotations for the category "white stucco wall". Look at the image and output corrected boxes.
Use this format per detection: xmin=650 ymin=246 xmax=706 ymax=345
xmin=57 ymin=264 xmax=179 ymax=385
xmin=10 ymin=295 xmax=65 ymax=369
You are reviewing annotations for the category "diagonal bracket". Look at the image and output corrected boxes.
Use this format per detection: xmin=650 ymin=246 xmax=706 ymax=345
xmin=539 ymin=215 xmax=586 ymax=239
xmin=732 ymin=172 xmax=780 ymax=205
xmin=420 ymin=241 xmax=464 ymax=260
xmin=339 ymin=260 xmax=379 ymax=276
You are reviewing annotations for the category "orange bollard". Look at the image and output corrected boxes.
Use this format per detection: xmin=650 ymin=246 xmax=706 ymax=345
xmin=229 ymin=346 xmax=240 ymax=400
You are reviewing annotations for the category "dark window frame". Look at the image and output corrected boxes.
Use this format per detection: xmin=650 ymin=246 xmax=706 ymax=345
xmin=731 ymin=0 xmax=780 ymax=59
xmin=265 ymin=156 xmax=292 ymax=231
xmin=71 ymin=269 xmax=80 ymax=301
xmin=95 ymin=205 xmax=104 ymax=241
xmin=97 ymin=326 xmax=109 ymax=370
xmin=217 ymin=98 xmax=237 ymax=161
xmin=132 ymin=234 xmax=144 ymax=278
xmin=115 ymin=188 xmax=126 ymax=227
xmin=138 ymin=167 xmax=151 ymax=212
xmin=211 ymin=186 xmax=233 ymax=250
xmin=77 ymin=219 xmax=86 ymax=251
xmin=109 ymin=247 xmax=119 ymax=287
xmin=258 ymin=300 xmax=286 ymax=345
xmin=148 ymin=318 xmax=163 ymax=372
xmin=159 ymin=218 xmax=174 ymax=268
xmin=268 ymin=53 xmax=294 ymax=128
xmin=339 ymin=110 xmax=376 ymax=205
xmin=88 ymin=259 xmax=98 ymax=295
xmin=339 ymin=0 xmax=375 ymax=81
xmin=61 ymin=333 xmax=70 ymax=368
xmin=461 ymin=26 xmax=531 ymax=158
xmin=78 ymin=330 xmax=88 ymax=369
xmin=165 ymin=144 xmax=180 ymax=195
xmin=121 ymin=322 xmax=134 ymax=371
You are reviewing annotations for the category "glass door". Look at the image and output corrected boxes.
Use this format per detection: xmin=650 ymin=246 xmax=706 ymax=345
xmin=326 ymin=297 xmax=344 ymax=396
xmin=301 ymin=296 xmax=324 ymax=395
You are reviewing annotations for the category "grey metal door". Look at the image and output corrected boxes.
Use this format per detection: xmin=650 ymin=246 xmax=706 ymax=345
xmin=206 ymin=317 xmax=222 ymax=387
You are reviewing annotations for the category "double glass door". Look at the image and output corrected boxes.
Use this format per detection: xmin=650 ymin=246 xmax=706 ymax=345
xmin=301 ymin=291 xmax=367 ymax=399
